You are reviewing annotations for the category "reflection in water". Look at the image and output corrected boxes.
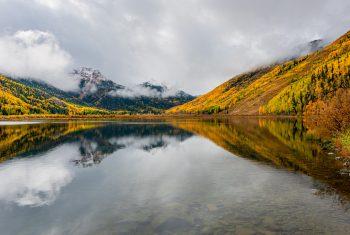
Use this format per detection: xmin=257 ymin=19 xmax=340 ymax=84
xmin=0 ymin=119 xmax=350 ymax=234
xmin=0 ymin=122 xmax=193 ymax=206
xmin=0 ymin=122 xmax=99 ymax=163
xmin=0 ymin=145 xmax=76 ymax=207
xmin=72 ymin=124 xmax=193 ymax=167
xmin=0 ymin=122 xmax=193 ymax=166
xmin=172 ymin=118 xmax=350 ymax=204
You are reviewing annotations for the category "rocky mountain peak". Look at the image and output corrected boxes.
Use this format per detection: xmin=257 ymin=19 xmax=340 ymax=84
xmin=71 ymin=67 xmax=114 ymax=96
xmin=139 ymin=82 xmax=167 ymax=93
xmin=72 ymin=67 xmax=107 ymax=83
xmin=307 ymin=39 xmax=324 ymax=53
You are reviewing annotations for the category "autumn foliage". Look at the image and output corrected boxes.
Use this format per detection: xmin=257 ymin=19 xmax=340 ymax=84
xmin=0 ymin=75 xmax=110 ymax=115
xmin=305 ymin=88 xmax=350 ymax=133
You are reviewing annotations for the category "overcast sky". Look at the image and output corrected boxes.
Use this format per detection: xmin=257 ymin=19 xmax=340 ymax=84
xmin=0 ymin=0 xmax=350 ymax=94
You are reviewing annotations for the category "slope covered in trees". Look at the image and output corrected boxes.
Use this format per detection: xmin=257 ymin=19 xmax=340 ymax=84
xmin=168 ymin=30 xmax=350 ymax=115
xmin=0 ymin=75 xmax=109 ymax=115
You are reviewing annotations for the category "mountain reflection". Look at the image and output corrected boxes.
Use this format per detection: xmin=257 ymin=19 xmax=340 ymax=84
xmin=71 ymin=124 xmax=193 ymax=167
xmin=73 ymin=136 xmax=125 ymax=167
xmin=0 ymin=122 xmax=194 ymax=207
xmin=171 ymin=118 xmax=350 ymax=206
xmin=0 ymin=122 xmax=194 ymax=167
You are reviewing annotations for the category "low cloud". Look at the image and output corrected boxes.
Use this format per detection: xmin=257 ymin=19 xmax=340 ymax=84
xmin=0 ymin=30 xmax=77 ymax=90
xmin=109 ymin=83 xmax=180 ymax=98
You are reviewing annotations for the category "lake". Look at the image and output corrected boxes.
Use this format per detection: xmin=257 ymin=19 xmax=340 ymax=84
xmin=0 ymin=118 xmax=350 ymax=234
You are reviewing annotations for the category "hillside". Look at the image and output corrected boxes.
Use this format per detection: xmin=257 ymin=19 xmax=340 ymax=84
xmin=168 ymin=30 xmax=350 ymax=115
xmin=0 ymin=75 xmax=110 ymax=115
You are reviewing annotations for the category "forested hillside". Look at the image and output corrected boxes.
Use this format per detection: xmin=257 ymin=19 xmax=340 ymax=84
xmin=168 ymin=30 xmax=350 ymax=115
xmin=0 ymin=75 xmax=109 ymax=115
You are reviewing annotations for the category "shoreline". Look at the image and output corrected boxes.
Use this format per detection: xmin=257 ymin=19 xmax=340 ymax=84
xmin=0 ymin=113 xmax=348 ymax=158
xmin=0 ymin=113 xmax=300 ymax=121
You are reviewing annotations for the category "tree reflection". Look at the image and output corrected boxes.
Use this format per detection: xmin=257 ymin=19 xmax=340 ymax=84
xmin=171 ymin=117 xmax=350 ymax=207
xmin=0 ymin=122 xmax=193 ymax=167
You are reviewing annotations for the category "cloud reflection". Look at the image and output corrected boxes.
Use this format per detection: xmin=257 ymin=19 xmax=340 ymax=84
xmin=0 ymin=123 xmax=194 ymax=207
xmin=0 ymin=145 xmax=77 ymax=207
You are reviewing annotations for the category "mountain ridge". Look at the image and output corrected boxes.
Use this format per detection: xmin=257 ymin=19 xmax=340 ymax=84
xmin=0 ymin=67 xmax=195 ymax=115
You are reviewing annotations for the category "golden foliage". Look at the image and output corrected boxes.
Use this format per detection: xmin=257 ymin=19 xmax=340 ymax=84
xmin=0 ymin=75 xmax=110 ymax=115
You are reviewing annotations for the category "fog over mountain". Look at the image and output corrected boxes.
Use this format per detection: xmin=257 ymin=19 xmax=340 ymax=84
xmin=0 ymin=0 xmax=350 ymax=94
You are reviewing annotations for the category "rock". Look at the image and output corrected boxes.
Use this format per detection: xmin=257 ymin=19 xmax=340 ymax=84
xmin=339 ymin=168 xmax=350 ymax=175
xmin=207 ymin=204 xmax=218 ymax=211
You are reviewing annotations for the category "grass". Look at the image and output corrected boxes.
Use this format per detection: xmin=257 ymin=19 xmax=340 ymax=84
xmin=339 ymin=128 xmax=350 ymax=152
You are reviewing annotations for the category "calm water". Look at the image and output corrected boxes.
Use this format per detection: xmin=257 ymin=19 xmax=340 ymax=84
xmin=0 ymin=118 xmax=350 ymax=234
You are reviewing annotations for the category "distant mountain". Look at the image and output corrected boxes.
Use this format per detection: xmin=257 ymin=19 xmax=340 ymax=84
xmin=307 ymin=39 xmax=324 ymax=52
xmin=69 ymin=67 xmax=195 ymax=113
xmin=71 ymin=67 xmax=125 ymax=98
xmin=139 ymin=82 xmax=194 ymax=99
xmin=140 ymin=82 xmax=166 ymax=93
xmin=273 ymin=39 xmax=325 ymax=64
xmin=167 ymin=31 xmax=350 ymax=115
xmin=8 ymin=67 xmax=195 ymax=114
xmin=291 ymin=39 xmax=325 ymax=59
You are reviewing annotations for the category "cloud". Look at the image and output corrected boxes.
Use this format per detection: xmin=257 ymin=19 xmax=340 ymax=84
xmin=109 ymin=135 xmax=185 ymax=152
xmin=34 ymin=0 xmax=94 ymax=22
xmin=109 ymin=83 xmax=180 ymax=98
xmin=0 ymin=0 xmax=350 ymax=94
xmin=0 ymin=30 xmax=77 ymax=90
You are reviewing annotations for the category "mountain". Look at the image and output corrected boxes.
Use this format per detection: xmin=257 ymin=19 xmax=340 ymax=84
xmin=70 ymin=67 xmax=195 ymax=113
xmin=7 ymin=67 xmax=195 ymax=114
xmin=71 ymin=67 xmax=125 ymax=98
xmin=168 ymin=31 xmax=350 ymax=115
xmin=292 ymin=39 xmax=325 ymax=58
xmin=0 ymin=75 xmax=109 ymax=115
xmin=307 ymin=39 xmax=324 ymax=52
xmin=140 ymin=82 xmax=166 ymax=93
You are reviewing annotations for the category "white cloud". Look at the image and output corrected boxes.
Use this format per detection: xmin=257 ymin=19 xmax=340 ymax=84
xmin=34 ymin=0 xmax=94 ymax=22
xmin=109 ymin=83 xmax=180 ymax=98
xmin=0 ymin=30 xmax=77 ymax=90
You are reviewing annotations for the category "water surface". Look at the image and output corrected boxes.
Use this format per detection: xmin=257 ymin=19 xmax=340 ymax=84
xmin=0 ymin=118 xmax=349 ymax=234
